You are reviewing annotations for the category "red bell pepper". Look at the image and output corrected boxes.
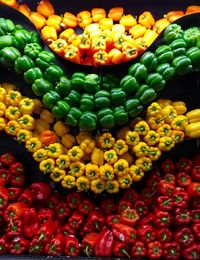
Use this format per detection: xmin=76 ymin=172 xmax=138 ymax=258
xmin=145 ymin=174 xmax=161 ymax=191
xmin=11 ymin=173 xmax=25 ymax=187
xmin=64 ymin=234 xmax=80 ymax=256
xmin=62 ymin=223 xmax=76 ymax=236
xmin=174 ymin=227 xmax=194 ymax=248
xmin=176 ymin=157 xmax=192 ymax=173
xmin=147 ymin=241 xmax=163 ymax=259
xmin=9 ymin=162 xmax=24 ymax=175
xmin=30 ymin=182 xmax=51 ymax=202
xmin=122 ymin=187 xmax=139 ymax=204
xmin=191 ymin=196 xmax=200 ymax=209
xmin=17 ymin=188 xmax=33 ymax=206
xmin=55 ymin=200 xmax=70 ymax=219
xmin=68 ymin=211 xmax=84 ymax=230
xmin=8 ymin=187 xmax=22 ymax=201
xmin=113 ymin=240 xmax=130 ymax=258
xmin=154 ymin=210 xmax=172 ymax=227
xmin=0 ymin=235 xmax=9 ymax=254
xmin=79 ymin=223 xmax=92 ymax=238
xmin=4 ymin=202 xmax=27 ymax=222
xmin=182 ymin=243 xmax=200 ymax=260
xmin=0 ymin=186 xmax=9 ymax=210
xmin=161 ymin=158 xmax=175 ymax=173
xmin=191 ymin=166 xmax=200 ymax=181
xmin=106 ymin=214 xmax=120 ymax=227
xmin=47 ymin=191 xmax=61 ymax=209
xmin=137 ymin=224 xmax=156 ymax=243
xmin=112 ymin=223 xmax=136 ymax=244
xmin=6 ymin=219 xmax=23 ymax=237
xmin=0 ymin=168 xmax=12 ymax=185
xmin=173 ymin=190 xmax=189 ymax=208
xmin=94 ymin=228 xmax=114 ymax=257
xmin=176 ymin=172 xmax=191 ymax=187
xmin=191 ymin=209 xmax=200 ymax=223
xmin=0 ymin=177 xmax=5 ymax=187
xmin=157 ymin=228 xmax=172 ymax=243
xmin=163 ymin=241 xmax=180 ymax=260
xmin=156 ymin=196 xmax=173 ymax=211
xmin=0 ymin=153 xmax=15 ymax=166
xmin=87 ymin=209 xmax=105 ymax=231
xmin=139 ymin=187 xmax=156 ymax=206
xmin=134 ymin=200 xmax=149 ymax=217
xmin=120 ymin=208 xmax=139 ymax=226
xmin=173 ymin=208 xmax=191 ymax=225
xmin=140 ymin=213 xmax=155 ymax=227
xmin=66 ymin=192 xmax=82 ymax=209
xmin=23 ymin=208 xmax=39 ymax=238
xmin=117 ymin=199 xmax=132 ymax=213
xmin=131 ymin=240 xmax=147 ymax=258
xmin=157 ymin=180 xmax=174 ymax=196
xmin=191 ymin=223 xmax=200 ymax=240
xmin=29 ymin=238 xmax=44 ymax=255
xmin=35 ymin=220 xmax=57 ymax=243
xmin=164 ymin=173 xmax=176 ymax=186
xmin=38 ymin=207 xmax=54 ymax=224
xmin=78 ymin=198 xmax=95 ymax=215
xmin=81 ymin=232 xmax=98 ymax=256
xmin=188 ymin=182 xmax=200 ymax=197
xmin=9 ymin=236 xmax=30 ymax=255
xmin=100 ymin=198 xmax=117 ymax=215
xmin=45 ymin=233 xmax=64 ymax=256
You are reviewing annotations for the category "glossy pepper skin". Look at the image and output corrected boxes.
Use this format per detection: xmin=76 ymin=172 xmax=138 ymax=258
xmin=0 ymin=46 xmax=21 ymax=67
xmin=35 ymin=220 xmax=57 ymax=244
xmin=64 ymin=234 xmax=80 ymax=256
xmin=23 ymin=67 xmax=43 ymax=84
xmin=79 ymin=111 xmax=97 ymax=131
xmin=188 ymin=182 xmax=200 ymax=197
xmin=0 ymin=152 xmax=15 ymax=166
xmin=113 ymin=240 xmax=130 ymax=258
xmin=81 ymin=233 xmax=98 ymax=257
xmin=30 ymin=182 xmax=51 ymax=202
xmin=32 ymin=78 xmax=53 ymax=97
xmin=23 ymin=208 xmax=39 ymax=239
xmin=120 ymin=75 xmax=139 ymax=95
xmin=120 ymin=208 xmax=139 ymax=227
xmin=14 ymin=55 xmax=35 ymax=74
xmin=174 ymin=227 xmax=194 ymax=248
xmin=44 ymin=64 xmax=64 ymax=84
xmin=45 ymin=233 xmax=64 ymax=256
xmin=42 ymin=90 xmax=61 ymax=109
xmin=164 ymin=24 xmax=183 ymax=44
xmin=156 ymin=196 xmax=173 ymax=211
xmin=55 ymin=76 xmax=71 ymax=97
xmin=182 ymin=243 xmax=200 ymax=260
xmin=112 ymin=223 xmax=137 ymax=244
xmin=84 ymin=74 xmax=100 ymax=94
xmin=87 ymin=209 xmax=105 ymax=232
xmin=4 ymin=202 xmax=27 ymax=222
xmin=157 ymin=228 xmax=172 ymax=243
xmin=6 ymin=219 xmax=23 ymax=238
xmin=147 ymin=241 xmax=163 ymax=259
xmin=9 ymin=236 xmax=30 ymax=255
xmin=163 ymin=241 xmax=180 ymax=260
xmin=137 ymin=224 xmax=156 ymax=243
xmin=131 ymin=240 xmax=147 ymax=258
xmin=36 ymin=50 xmax=55 ymax=70
xmin=94 ymin=228 xmax=114 ymax=257
xmin=0 ymin=235 xmax=9 ymax=254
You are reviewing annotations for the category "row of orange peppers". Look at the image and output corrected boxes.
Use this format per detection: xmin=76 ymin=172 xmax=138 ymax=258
xmin=1 ymin=0 xmax=200 ymax=66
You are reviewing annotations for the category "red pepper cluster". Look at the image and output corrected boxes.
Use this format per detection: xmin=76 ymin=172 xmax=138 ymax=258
xmin=0 ymin=152 xmax=200 ymax=258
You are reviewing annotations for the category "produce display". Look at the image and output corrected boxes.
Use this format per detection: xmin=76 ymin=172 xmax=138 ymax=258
xmin=0 ymin=151 xmax=200 ymax=258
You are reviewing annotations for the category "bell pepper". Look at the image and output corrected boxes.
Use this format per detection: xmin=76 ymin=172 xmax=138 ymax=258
xmin=18 ymin=114 xmax=35 ymax=130
xmin=23 ymin=67 xmax=43 ymax=84
xmin=183 ymin=27 xmax=200 ymax=48
xmin=0 ymin=152 xmax=15 ymax=166
xmin=84 ymin=74 xmax=100 ymax=94
xmin=157 ymin=180 xmax=174 ymax=197
xmin=13 ymin=29 xmax=32 ymax=51
xmin=94 ymin=228 xmax=114 ymax=257
xmin=29 ymin=238 xmax=44 ymax=255
xmin=78 ymin=111 xmax=97 ymax=130
xmin=138 ymin=224 xmax=156 ymax=244
xmin=164 ymin=24 xmax=183 ymax=44
xmin=69 ymin=72 xmax=84 ymax=92
xmin=174 ymin=208 xmax=191 ymax=226
xmin=36 ymin=51 xmax=55 ymax=70
xmin=155 ymin=45 xmax=174 ymax=64
xmin=113 ymin=240 xmax=130 ymax=258
xmin=0 ymin=235 xmax=9 ymax=254
xmin=87 ymin=209 xmax=105 ymax=231
xmin=24 ymin=43 xmax=42 ymax=60
xmin=146 ymin=72 xmax=166 ymax=92
xmin=14 ymin=55 xmax=35 ymax=74
xmin=61 ymin=133 xmax=76 ymax=150
xmin=131 ymin=240 xmax=146 ymax=258
xmin=35 ymin=220 xmax=57 ymax=243
xmin=8 ymin=187 xmax=22 ymax=201
xmin=138 ymin=11 xmax=155 ymax=29
xmin=67 ymin=211 xmax=84 ymax=230
xmin=169 ymin=38 xmax=187 ymax=57
xmin=128 ymin=62 xmax=147 ymax=82
xmin=163 ymin=241 xmax=180 ymax=260
xmin=51 ymin=100 xmax=70 ymax=119
xmin=54 ymin=76 xmax=71 ymax=97
xmin=156 ymin=196 xmax=173 ymax=211
xmin=6 ymin=218 xmax=23 ymax=238
xmin=64 ymin=45 xmax=81 ymax=64
xmin=25 ymin=137 xmax=42 ymax=153
xmin=112 ymin=223 xmax=136 ymax=244
xmin=120 ymin=208 xmax=139 ymax=227
xmin=64 ymin=234 xmax=80 ymax=256
xmin=188 ymin=182 xmax=200 ymax=197
xmin=4 ymin=202 xmax=27 ymax=222
xmin=172 ymin=55 xmax=192 ymax=75
xmin=38 ymin=208 xmax=54 ymax=224
xmin=120 ymin=75 xmax=139 ymax=95
xmin=176 ymin=157 xmax=192 ymax=173
xmin=80 ymin=96 xmax=94 ymax=111
xmin=66 ymin=191 xmax=82 ymax=209
xmin=81 ymin=233 xmax=98 ymax=257
xmin=101 ymin=74 xmax=120 ymax=91
xmin=182 ymin=243 xmax=200 ymax=260
xmin=32 ymin=78 xmax=53 ymax=97
xmin=0 ymin=186 xmax=9 ymax=210
xmin=135 ymin=157 xmax=152 ymax=172
xmin=191 ymin=166 xmax=200 ymax=181
xmin=174 ymin=227 xmax=194 ymax=248
xmin=147 ymin=241 xmax=163 ymax=259
xmin=187 ymin=46 xmax=200 ymax=70
xmin=161 ymin=158 xmax=175 ymax=173
xmin=154 ymin=210 xmax=171 ymax=227
xmin=30 ymin=182 xmax=51 ymax=202
xmin=190 ymin=209 xmax=200 ymax=223
xmin=78 ymin=198 xmax=94 ymax=215
xmin=157 ymin=228 xmax=172 ymax=243
xmin=186 ymin=109 xmax=200 ymax=124
xmin=41 ymin=25 xmax=57 ymax=43
xmin=62 ymin=223 xmax=75 ymax=236
xmin=9 ymin=236 xmax=29 ymax=255
xmin=173 ymin=190 xmax=189 ymax=208
xmin=140 ymin=51 xmax=158 ymax=72
xmin=50 ymin=167 xmax=65 ymax=182
xmin=176 ymin=172 xmax=191 ymax=187
xmin=11 ymin=173 xmax=25 ymax=187
xmin=191 ymin=197 xmax=200 ymax=210
xmin=44 ymin=233 xmax=64 ymax=256
xmin=186 ymin=122 xmax=200 ymax=138
xmin=42 ymin=91 xmax=61 ymax=110
xmin=153 ymin=18 xmax=170 ymax=34
xmin=44 ymin=65 xmax=64 ymax=84
xmin=0 ymin=18 xmax=15 ymax=34
xmin=0 ymin=46 xmax=21 ymax=67
xmin=0 ymin=35 xmax=14 ymax=50
xmin=156 ymin=63 xmax=175 ymax=81
xmin=23 ymin=208 xmax=39 ymax=239
xmin=192 ymin=223 xmax=200 ymax=241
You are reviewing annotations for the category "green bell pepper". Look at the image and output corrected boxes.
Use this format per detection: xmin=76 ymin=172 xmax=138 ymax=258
xmin=30 ymin=31 xmax=40 ymax=44
xmin=42 ymin=90 xmax=61 ymax=109
xmin=113 ymin=106 xmax=129 ymax=126
xmin=172 ymin=55 xmax=192 ymax=75
xmin=134 ymin=84 xmax=149 ymax=99
xmin=169 ymin=39 xmax=187 ymax=57
xmin=15 ymin=24 xmax=24 ymax=31
xmin=0 ymin=18 xmax=15 ymax=34
xmin=164 ymin=24 xmax=183 ymax=45
xmin=139 ymin=88 xmax=157 ymax=105
xmin=71 ymin=72 xmax=85 ymax=92
xmin=94 ymin=90 xmax=111 ymax=109
xmin=95 ymin=90 xmax=110 ymax=99
xmin=111 ymin=88 xmax=126 ymax=106
xmin=183 ymin=27 xmax=200 ymax=48
xmin=36 ymin=51 xmax=55 ymax=70
xmin=186 ymin=47 xmax=200 ymax=70
xmin=66 ymin=107 xmax=82 ymax=126
xmin=24 ymin=43 xmax=43 ymax=59
xmin=155 ymin=45 xmax=174 ymax=64
xmin=79 ymin=111 xmax=97 ymax=131
xmin=129 ymin=105 xmax=144 ymax=118
xmin=64 ymin=90 xmax=81 ymax=107
xmin=139 ymin=51 xmax=158 ymax=72
xmin=128 ymin=62 xmax=148 ymax=82
xmin=32 ymin=78 xmax=53 ymax=97
xmin=80 ymin=97 xmax=95 ymax=111
xmin=14 ymin=55 xmax=35 ymax=74
xmin=23 ymin=67 xmax=43 ymax=84
xmin=13 ymin=29 xmax=32 ymax=50
xmin=52 ymin=100 xmax=70 ymax=119
xmin=125 ymin=98 xmax=140 ymax=113
xmin=82 ymin=93 xmax=94 ymax=100
xmin=146 ymin=73 xmax=166 ymax=91
xmin=101 ymin=74 xmax=120 ymax=91
xmin=0 ymin=35 xmax=14 ymax=49
xmin=54 ymin=76 xmax=71 ymax=97
xmin=0 ymin=46 xmax=21 ymax=67
xmin=100 ymin=114 xmax=115 ymax=129
xmin=84 ymin=74 xmax=100 ymax=94
xmin=156 ymin=63 xmax=175 ymax=81
xmin=44 ymin=65 xmax=64 ymax=83
xmin=120 ymin=75 xmax=139 ymax=95
xmin=97 ymin=108 xmax=113 ymax=119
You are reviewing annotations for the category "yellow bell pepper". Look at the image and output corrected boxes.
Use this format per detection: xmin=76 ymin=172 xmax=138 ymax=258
xmin=112 ymin=24 xmax=126 ymax=34
xmin=113 ymin=139 xmax=128 ymax=156
xmin=91 ymin=148 xmax=104 ymax=166
xmin=77 ymin=10 xmax=92 ymax=29
xmin=146 ymin=102 xmax=162 ymax=117
xmin=69 ymin=161 xmax=85 ymax=177
xmin=135 ymin=157 xmax=152 ymax=172
xmin=35 ymin=119 xmax=50 ymax=134
xmin=161 ymin=105 xmax=177 ymax=124
xmin=157 ymin=98 xmax=172 ymax=108
xmin=19 ymin=98 xmax=35 ymax=115
xmin=33 ymin=148 xmax=48 ymax=162
xmin=53 ymin=120 xmax=69 ymax=137
xmin=144 ymin=130 xmax=160 ymax=146
xmin=148 ymin=147 xmax=161 ymax=161
xmin=1 ymin=83 xmax=16 ymax=92
xmin=91 ymin=179 xmax=105 ymax=194
xmin=16 ymin=129 xmax=32 ymax=143
xmin=76 ymin=131 xmax=91 ymax=145
xmin=119 ymin=14 xmax=137 ymax=30
xmin=0 ymin=102 xmax=6 ymax=117
xmin=134 ymin=120 xmax=150 ymax=135
xmin=147 ymin=115 xmax=166 ymax=130
xmin=104 ymin=149 xmax=118 ymax=164
xmin=56 ymin=155 xmax=70 ymax=169
xmin=46 ymin=14 xmax=62 ymax=31
xmin=0 ymin=87 xmax=7 ymax=102
xmin=50 ymin=167 xmax=66 ymax=182
xmin=61 ymin=175 xmax=76 ymax=189
xmin=85 ymin=163 xmax=99 ymax=180
xmin=25 ymin=137 xmax=42 ymax=153
xmin=129 ymin=24 xmax=146 ymax=39
xmin=99 ymin=133 xmax=115 ymax=149
xmin=32 ymin=99 xmax=43 ymax=114
xmin=80 ymin=138 xmax=96 ymax=154
xmin=172 ymin=130 xmax=185 ymax=143
xmin=76 ymin=176 xmax=90 ymax=192
xmin=61 ymin=133 xmax=76 ymax=149
xmin=99 ymin=163 xmax=114 ymax=181
xmin=118 ymin=174 xmax=132 ymax=189
xmin=68 ymin=146 xmax=84 ymax=162
xmin=5 ymin=90 xmax=22 ymax=106
xmin=116 ymin=126 xmax=130 ymax=140
xmin=18 ymin=115 xmax=35 ymax=130
xmin=138 ymin=11 xmax=155 ymax=29
xmin=125 ymin=131 xmax=140 ymax=146
xmin=132 ymin=142 xmax=150 ymax=158
xmin=40 ymin=109 xmax=54 ymax=124
xmin=157 ymin=124 xmax=172 ymax=137
xmin=106 ymin=179 xmax=119 ymax=194
xmin=171 ymin=115 xmax=188 ymax=131
xmin=0 ymin=118 xmax=7 ymax=131
xmin=5 ymin=106 xmax=22 ymax=120
xmin=158 ymin=136 xmax=175 ymax=151
xmin=130 ymin=165 xmax=144 ymax=181
xmin=99 ymin=17 xmax=113 ymax=30
xmin=185 ymin=122 xmax=200 ymax=139
xmin=39 ymin=158 xmax=55 ymax=174
xmin=142 ymin=29 xmax=158 ymax=47
xmin=186 ymin=109 xmax=200 ymax=123
xmin=119 ymin=152 xmax=134 ymax=164
xmin=5 ymin=120 xmax=21 ymax=136
xmin=114 ymin=159 xmax=129 ymax=176
xmin=172 ymin=101 xmax=187 ymax=115
xmin=47 ymin=143 xmax=64 ymax=158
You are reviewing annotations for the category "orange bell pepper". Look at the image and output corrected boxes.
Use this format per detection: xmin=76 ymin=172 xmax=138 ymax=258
xmin=40 ymin=130 xmax=57 ymax=145
xmin=167 ymin=14 xmax=185 ymax=23
xmin=122 ymin=42 xmax=138 ymax=61
xmin=135 ymin=38 xmax=148 ymax=55
xmin=41 ymin=25 xmax=57 ymax=43
xmin=99 ymin=18 xmax=113 ymax=30
xmin=78 ymin=35 xmax=91 ymax=56
xmin=18 ymin=4 xmax=31 ymax=17
xmin=91 ymin=8 xmax=106 ymax=23
xmin=60 ymin=28 xmax=76 ymax=41
xmin=108 ymin=48 xmax=124 ymax=64
xmin=142 ymin=29 xmax=158 ymax=47
xmin=113 ymin=33 xmax=128 ymax=51
xmin=138 ymin=11 xmax=155 ymax=29
xmin=64 ymin=45 xmax=81 ymax=64
xmin=119 ymin=14 xmax=137 ymax=31
xmin=0 ymin=0 xmax=18 ymax=9
xmin=93 ymin=50 xmax=108 ymax=66
xmin=77 ymin=10 xmax=92 ymax=28
xmin=153 ymin=18 xmax=170 ymax=34
xmin=50 ymin=39 xmax=68 ymax=56
xmin=46 ymin=15 xmax=62 ymax=31
xmin=108 ymin=7 xmax=124 ymax=21
xmin=91 ymin=38 xmax=106 ymax=53
xmin=62 ymin=12 xmax=78 ymax=29
xmin=36 ymin=0 xmax=55 ymax=18
xmin=80 ymin=56 xmax=93 ymax=66
xmin=185 ymin=5 xmax=200 ymax=15
xmin=29 ymin=12 xmax=46 ymax=30
xmin=129 ymin=24 xmax=146 ymax=39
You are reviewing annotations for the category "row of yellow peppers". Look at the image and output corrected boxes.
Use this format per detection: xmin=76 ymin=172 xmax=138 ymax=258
xmin=0 ymin=83 xmax=199 ymax=193
xmin=1 ymin=0 xmax=200 ymax=65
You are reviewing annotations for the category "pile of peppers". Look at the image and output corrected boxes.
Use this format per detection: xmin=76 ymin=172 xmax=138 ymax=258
xmin=0 ymin=17 xmax=200 ymax=131
xmin=0 ymin=151 xmax=200 ymax=258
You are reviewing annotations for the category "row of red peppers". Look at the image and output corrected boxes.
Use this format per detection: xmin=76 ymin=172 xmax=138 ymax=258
xmin=0 ymin=152 xmax=200 ymax=258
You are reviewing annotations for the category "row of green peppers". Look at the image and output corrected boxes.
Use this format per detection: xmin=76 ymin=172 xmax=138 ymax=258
xmin=0 ymin=17 xmax=200 ymax=131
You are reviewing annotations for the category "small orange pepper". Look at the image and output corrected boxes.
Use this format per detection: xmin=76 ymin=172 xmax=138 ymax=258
xmin=29 ymin=12 xmax=46 ymax=30
xmin=62 ymin=12 xmax=78 ymax=29
xmin=167 ymin=14 xmax=185 ymax=23
xmin=18 ymin=4 xmax=31 ymax=17
xmin=91 ymin=8 xmax=106 ymax=23
xmin=41 ymin=25 xmax=57 ymax=43
xmin=138 ymin=11 xmax=155 ymax=29
xmin=36 ymin=0 xmax=55 ymax=18
xmin=77 ymin=10 xmax=92 ymax=29
xmin=108 ymin=7 xmax=124 ymax=21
